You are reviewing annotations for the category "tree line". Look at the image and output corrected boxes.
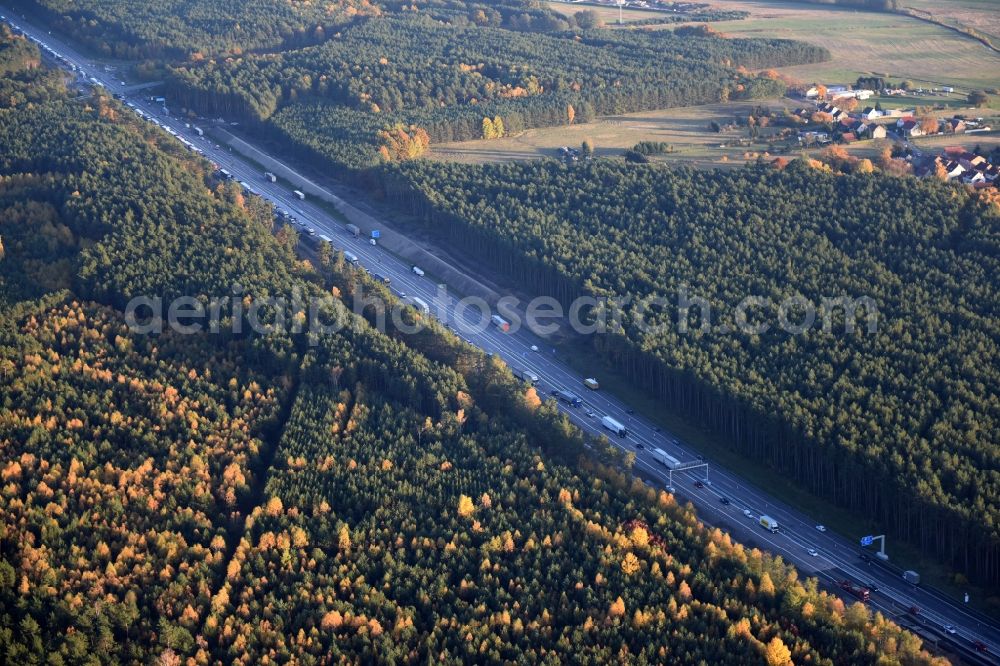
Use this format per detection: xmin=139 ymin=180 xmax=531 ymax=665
xmin=0 ymin=48 xmax=948 ymax=663
xmin=384 ymin=157 xmax=1000 ymax=590
xmin=162 ymin=13 xmax=825 ymax=169
xmin=15 ymin=0 xmax=380 ymax=59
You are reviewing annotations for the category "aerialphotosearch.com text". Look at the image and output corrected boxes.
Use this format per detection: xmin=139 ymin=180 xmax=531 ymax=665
xmin=124 ymin=283 xmax=878 ymax=341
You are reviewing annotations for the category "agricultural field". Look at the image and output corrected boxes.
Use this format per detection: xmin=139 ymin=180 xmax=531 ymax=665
xmin=696 ymin=0 xmax=1000 ymax=91
xmin=442 ymin=1 xmax=999 ymax=169
xmin=865 ymin=92 xmax=996 ymax=110
xmin=430 ymin=99 xmax=799 ymax=166
xmin=901 ymin=0 xmax=1000 ymax=47
xmin=546 ymin=0 xmax=668 ymax=23
xmin=910 ymin=131 xmax=1000 ymax=154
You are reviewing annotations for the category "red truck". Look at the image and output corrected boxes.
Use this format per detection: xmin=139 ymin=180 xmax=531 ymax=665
xmin=839 ymin=579 xmax=871 ymax=602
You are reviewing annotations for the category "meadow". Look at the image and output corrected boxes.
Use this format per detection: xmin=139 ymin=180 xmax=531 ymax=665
xmin=429 ymin=99 xmax=797 ymax=166
xmin=902 ymin=0 xmax=1000 ymax=47
xmin=704 ymin=0 xmax=1000 ymax=91
xmin=546 ymin=0 xmax=669 ymax=23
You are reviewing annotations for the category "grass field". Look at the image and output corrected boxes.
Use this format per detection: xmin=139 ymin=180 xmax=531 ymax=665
xmin=867 ymin=92 xmax=989 ymax=110
xmin=910 ymin=131 xmax=1000 ymax=153
xmin=695 ymin=0 xmax=1000 ymax=91
xmin=436 ymin=1 xmax=1000 ymax=167
xmin=429 ymin=99 xmax=798 ymax=166
xmin=547 ymin=0 xmax=669 ymax=24
xmin=901 ymin=0 xmax=1000 ymax=46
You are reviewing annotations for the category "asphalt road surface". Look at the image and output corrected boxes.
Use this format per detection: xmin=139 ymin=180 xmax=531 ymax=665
xmin=4 ymin=7 xmax=997 ymax=662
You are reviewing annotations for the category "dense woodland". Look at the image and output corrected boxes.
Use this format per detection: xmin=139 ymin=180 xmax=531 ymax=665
xmin=19 ymin=0 xmax=747 ymax=59
xmin=11 ymin=0 xmax=822 ymax=173
xmin=15 ymin=0 xmax=381 ymax=59
xmin=166 ymin=15 xmax=818 ymax=121
xmin=18 ymin=0 xmax=826 ymax=171
xmin=164 ymin=12 xmax=822 ymax=169
xmin=0 ymin=39 xmax=950 ymax=664
xmin=386 ymin=158 xmax=1000 ymax=590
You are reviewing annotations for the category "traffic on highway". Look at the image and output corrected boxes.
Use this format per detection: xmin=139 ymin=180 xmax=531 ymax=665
xmin=4 ymin=6 xmax=996 ymax=661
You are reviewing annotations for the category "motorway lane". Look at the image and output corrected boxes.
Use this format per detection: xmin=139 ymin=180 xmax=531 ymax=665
xmin=312 ymin=222 xmax=1000 ymax=651
xmin=6 ymin=8 xmax=998 ymax=655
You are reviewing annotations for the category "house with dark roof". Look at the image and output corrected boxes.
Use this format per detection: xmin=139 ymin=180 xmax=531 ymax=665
xmin=920 ymin=150 xmax=999 ymax=185
xmin=898 ymin=119 xmax=924 ymax=137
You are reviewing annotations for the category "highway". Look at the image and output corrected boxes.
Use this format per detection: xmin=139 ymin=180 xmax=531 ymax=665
xmin=3 ymin=7 xmax=997 ymax=662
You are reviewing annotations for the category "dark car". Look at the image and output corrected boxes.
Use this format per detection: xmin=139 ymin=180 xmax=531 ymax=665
xmin=973 ymin=640 xmax=988 ymax=653
xmin=694 ymin=480 xmax=704 ymax=489
xmin=720 ymin=497 xmax=731 ymax=505
xmin=868 ymin=583 xmax=879 ymax=592
xmin=635 ymin=443 xmax=644 ymax=450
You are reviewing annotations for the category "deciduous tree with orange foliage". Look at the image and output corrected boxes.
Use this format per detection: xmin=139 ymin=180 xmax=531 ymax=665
xmin=377 ymin=124 xmax=431 ymax=161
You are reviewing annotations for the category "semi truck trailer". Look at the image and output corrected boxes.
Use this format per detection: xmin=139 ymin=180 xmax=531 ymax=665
xmin=601 ymin=416 xmax=627 ymax=437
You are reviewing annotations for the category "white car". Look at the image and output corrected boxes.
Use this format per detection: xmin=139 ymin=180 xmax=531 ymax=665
xmin=743 ymin=509 xmax=753 ymax=519
xmin=665 ymin=486 xmax=676 ymax=494
xmin=807 ymin=548 xmax=818 ymax=557
xmin=530 ymin=345 xmax=539 ymax=352
xmin=815 ymin=525 xmax=827 ymax=532
xmin=944 ymin=625 xmax=957 ymax=635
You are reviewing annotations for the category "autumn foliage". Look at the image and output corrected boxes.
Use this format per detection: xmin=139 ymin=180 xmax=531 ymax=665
xmin=0 ymin=30 xmax=949 ymax=666
xmin=377 ymin=125 xmax=430 ymax=162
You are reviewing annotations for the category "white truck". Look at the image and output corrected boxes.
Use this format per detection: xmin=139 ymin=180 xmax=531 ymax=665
xmin=264 ymin=171 xmax=276 ymax=183
xmin=601 ymin=416 xmax=627 ymax=437
xmin=411 ymin=297 xmax=430 ymax=314
xmin=293 ymin=190 xmax=305 ymax=200
xmin=491 ymin=314 xmax=510 ymax=332
xmin=759 ymin=515 xmax=779 ymax=533
xmin=513 ymin=368 xmax=539 ymax=385
xmin=412 ymin=266 xmax=425 ymax=277
xmin=343 ymin=251 xmax=359 ymax=265
xmin=651 ymin=448 xmax=681 ymax=469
